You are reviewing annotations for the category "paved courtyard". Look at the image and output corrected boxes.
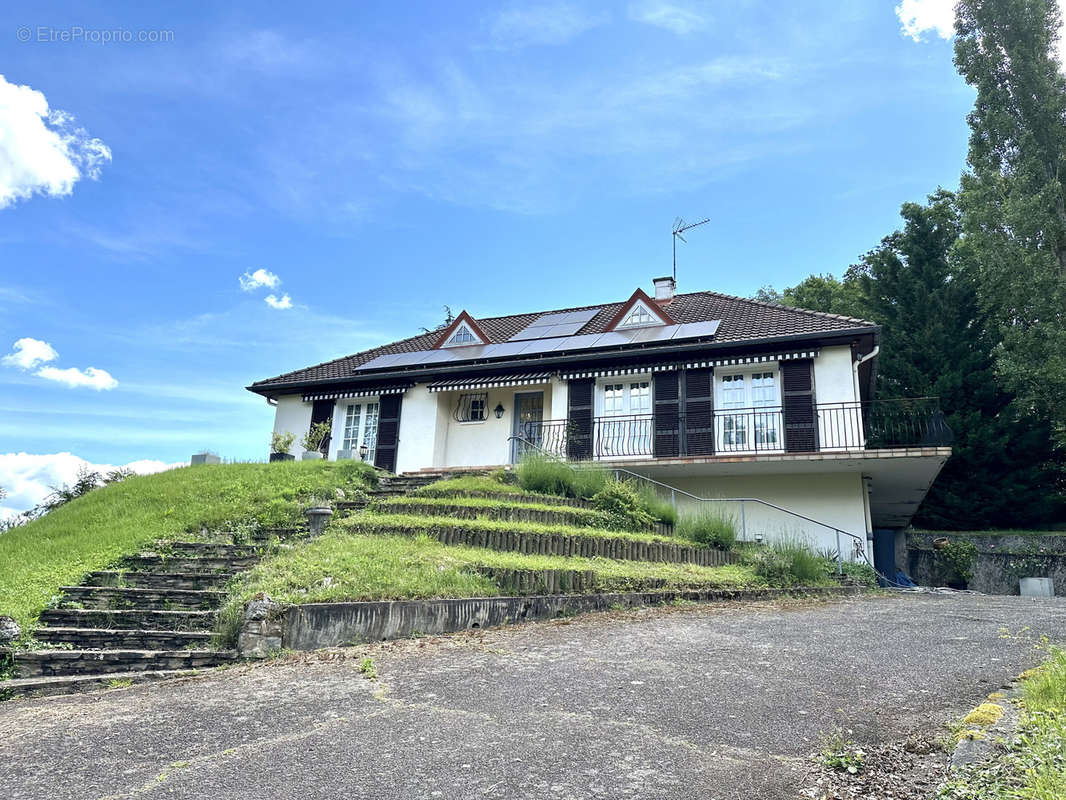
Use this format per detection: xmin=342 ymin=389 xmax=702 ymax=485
xmin=2 ymin=593 xmax=1063 ymax=800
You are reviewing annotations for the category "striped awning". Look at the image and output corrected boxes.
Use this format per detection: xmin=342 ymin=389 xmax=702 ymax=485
xmin=427 ymin=372 xmax=552 ymax=393
xmin=560 ymin=363 xmax=679 ymax=380
xmin=685 ymin=349 xmax=820 ymax=369
xmin=302 ymin=385 xmax=410 ymax=402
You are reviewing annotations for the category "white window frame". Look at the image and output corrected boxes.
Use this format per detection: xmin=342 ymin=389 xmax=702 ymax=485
xmin=442 ymin=322 xmax=483 ymax=348
xmin=595 ymin=375 xmax=653 ymax=458
xmin=337 ymin=399 xmax=380 ymax=461
xmin=615 ymin=299 xmax=664 ymax=330
xmin=715 ymin=368 xmax=782 ymax=451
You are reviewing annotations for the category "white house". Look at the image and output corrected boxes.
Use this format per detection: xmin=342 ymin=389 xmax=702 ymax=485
xmin=248 ymin=278 xmax=952 ymax=561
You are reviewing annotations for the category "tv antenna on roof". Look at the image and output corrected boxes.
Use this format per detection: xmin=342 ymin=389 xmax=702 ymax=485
xmin=672 ymin=217 xmax=710 ymax=283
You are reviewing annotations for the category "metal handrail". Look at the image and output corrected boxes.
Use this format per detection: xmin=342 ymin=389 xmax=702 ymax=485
xmin=506 ymin=435 xmax=887 ymax=578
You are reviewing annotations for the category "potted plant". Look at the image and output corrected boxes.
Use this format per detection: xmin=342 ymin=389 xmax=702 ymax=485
xmin=300 ymin=421 xmax=332 ymax=461
xmin=269 ymin=431 xmax=296 ymax=462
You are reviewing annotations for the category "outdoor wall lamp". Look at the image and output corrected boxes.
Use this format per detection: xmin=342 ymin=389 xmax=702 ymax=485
xmin=494 ymin=403 xmax=505 ymax=419
xmin=359 ymin=443 xmax=369 ymax=461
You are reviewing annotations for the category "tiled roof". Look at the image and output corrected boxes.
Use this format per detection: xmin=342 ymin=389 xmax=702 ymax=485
xmin=249 ymin=290 xmax=876 ymax=391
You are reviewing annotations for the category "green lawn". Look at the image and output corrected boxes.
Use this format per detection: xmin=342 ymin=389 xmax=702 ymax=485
xmin=939 ymin=646 xmax=1066 ymax=800
xmin=412 ymin=475 xmax=538 ymax=498
xmin=346 ymin=510 xmax=678 ymax=544
xmin=377 ymin=493 xmax=610 ymax=520
xmin=0 ymin=461 xmax=376 ymax=633
xmin=220 ymin=528 xmax=764 ymax=627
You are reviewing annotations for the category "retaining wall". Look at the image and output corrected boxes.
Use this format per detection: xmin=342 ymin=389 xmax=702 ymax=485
xmin=279 ymin=586 xmax=863 ymax=650
xmin=907 ymin=532 xmax=1066 ymax=595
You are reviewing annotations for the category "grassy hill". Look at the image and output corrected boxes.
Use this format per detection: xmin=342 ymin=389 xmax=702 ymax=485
xmin=0 ymin=461 xmax=376 ymax=633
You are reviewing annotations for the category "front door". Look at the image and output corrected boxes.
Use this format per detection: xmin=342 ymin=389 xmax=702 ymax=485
xmin=511 ymin=391 xmax=544 ymax=463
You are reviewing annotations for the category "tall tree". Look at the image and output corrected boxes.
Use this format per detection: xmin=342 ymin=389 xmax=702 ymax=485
xmin=853 ymin=191 xmax=1062 ymax=528
xmin=753 ymin=274 xmax=865 ymax=318
xmin=954 ymin=0 xmax=1066 ymax=441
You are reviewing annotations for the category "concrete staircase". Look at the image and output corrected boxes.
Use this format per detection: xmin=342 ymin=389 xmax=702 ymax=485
xmin=336 ymin=471 xmax=460 ymax=512
xmin=1 ymin=528 xmax=299 ymax=699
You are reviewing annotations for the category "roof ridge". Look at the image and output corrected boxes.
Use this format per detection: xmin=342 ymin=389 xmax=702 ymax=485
xmin=699 ymin=289 xmax=877 ymax=327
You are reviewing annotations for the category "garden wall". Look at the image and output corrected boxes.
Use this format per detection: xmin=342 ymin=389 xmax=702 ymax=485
xmin=907 ymin=532 xmax=1066 ymax=595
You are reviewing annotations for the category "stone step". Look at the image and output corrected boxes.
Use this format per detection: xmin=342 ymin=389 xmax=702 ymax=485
xmin=374 ymin=499 xmax=618 ymax=529
xmin=57 ymin=586 xmax=226 ymax=611
xmin=35 ymin=627 xmax=213 ymax=650
xmin=1 ymin=669 xmax=201 ymax=699
xmin=165 ymin=541 xmax=260 ymax=558
xmin=120 ymin=554 xmax=259 ymax=573
xmin=38 ymin=608 xmax=217 ymax=631
xmin=13 ymin=649 xmax=238 ymax=678
xmin=84 ymin=571 xmax=233 ymax=590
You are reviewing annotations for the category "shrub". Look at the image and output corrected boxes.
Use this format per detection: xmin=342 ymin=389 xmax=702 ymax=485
xmin=676 ymin=509 xmax=737 ymax=549
xmin=749 ymin=539 xmax=827 ymax=586
xmin=636 ymin=484 xmax=678 ymax=525
xmin=516 ymin=453 xmax=576 ymax=496
xmin=589 ymin=480 xmax=654 ymax=531
xmin=570 ymin=466 xmax=609 ymax=499
xmin=933 ymin=539 xmax=978 ymax=586
xmin=300 ymin=421 xmax=332 ymax=453
xmin=270 ymin=430 xmax=296 ymax=454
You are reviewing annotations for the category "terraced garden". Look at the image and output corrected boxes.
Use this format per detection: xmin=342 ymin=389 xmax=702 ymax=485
xmin=1 ymin=464 xmax=855 ymax=699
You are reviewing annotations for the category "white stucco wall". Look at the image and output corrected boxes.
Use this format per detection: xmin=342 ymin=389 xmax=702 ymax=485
xmin=813 ymin=345 xmax=857 ymax=405
xmin=663 ymin=471 xmax=869 ymax=561
xmin=271 ymin=395 xmax=312 ymax=456
xmin=430 ymin=382 xmax=555 ymax=469
xmin=813 ymin=344 xmax=863 ymax=449
xmin=396 ymin=386 xmax=441 ymax=474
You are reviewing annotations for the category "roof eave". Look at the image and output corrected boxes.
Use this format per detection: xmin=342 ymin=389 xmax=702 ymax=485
xmin=246 ymin=325 xmax=879 ymax=397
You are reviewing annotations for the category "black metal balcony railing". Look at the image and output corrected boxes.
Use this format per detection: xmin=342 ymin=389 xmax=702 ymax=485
xmin=512 ymin=398 xmax=951 ymax=461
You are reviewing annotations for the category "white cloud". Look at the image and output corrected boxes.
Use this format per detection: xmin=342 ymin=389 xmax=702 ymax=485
xmin=629 ymin=1 xmax=707 ymax=35
xmin=35 ymin=366 xmax=119 ymax=390
xmin=2 ymin=337 xmax=118 ymax=389
xmin=2 ymin=337 xmax=58 ymax=370
xmin=897 ymin=0 xmax=1066 ymax=68
xmin=264 ymin=293 xmax=293 ymax=310
xmin=896 ymin=0 xmax=955 ymax=41
xmin=239 ymin=268 xmax=280 ymax=291
xmin=0 ymin=452 xmax=182 ymax=518
xmin=0 ymin=74 xmax=112 ymax=209
xmin=488 ymin=3 xmax=606 ymax=48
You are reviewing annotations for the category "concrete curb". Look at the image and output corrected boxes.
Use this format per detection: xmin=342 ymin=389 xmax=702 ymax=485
xmin=264 ymin=585 xmax=865 ymax=652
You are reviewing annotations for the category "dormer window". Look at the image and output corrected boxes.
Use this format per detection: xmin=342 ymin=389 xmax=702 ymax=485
xmin=619 ymin=304 xmax=655 ymax=328
xmin=616 ymin=299 xmax=664 ymax=329
xmin=446 ymin=324 xmax=478 ymax=346
xmin=435 ymin=311 xmax=488 ymax=349
xmin=605 ymin=289 xmax=673 ymax=332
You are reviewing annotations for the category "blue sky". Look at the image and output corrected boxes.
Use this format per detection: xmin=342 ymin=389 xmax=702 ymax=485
xmin=0 ymin=1 xmax=971 ymax=511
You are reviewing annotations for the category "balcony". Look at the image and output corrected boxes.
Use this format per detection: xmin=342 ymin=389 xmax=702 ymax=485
xmin=511 ymin=398 xmax=952 ymax=462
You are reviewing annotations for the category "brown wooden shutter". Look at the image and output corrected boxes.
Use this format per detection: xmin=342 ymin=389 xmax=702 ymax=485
xmin=684 ymin=367 xmax=715 ymax=456
xmin=310 ymin=400 xmax=335 ymax=454
xmin=374 ymin=394 xmax=403 ymax=472
xmin=653 ymin=371 xmax=681 ymax=458
xmin=781 ymin=359 xmax=818 ymax=453
xmin=566 ymin=378 xmax=594 ymax=461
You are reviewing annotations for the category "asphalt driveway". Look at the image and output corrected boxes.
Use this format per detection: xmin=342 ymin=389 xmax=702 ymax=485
xmin=2 ymin=593 xmax=1063 ymax=800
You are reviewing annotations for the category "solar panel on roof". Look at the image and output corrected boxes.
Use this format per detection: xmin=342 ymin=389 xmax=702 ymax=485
xmin=673 ymin=320 xmax=721 ymax=340
xmin=354 ymin=318 xmax=721 ymax=372
xmin=508 ymin=308 xmax=600 ymax=341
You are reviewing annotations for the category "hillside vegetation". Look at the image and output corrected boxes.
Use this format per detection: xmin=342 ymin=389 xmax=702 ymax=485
xmin=0 ymin=461 xmax=375 ymax=633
